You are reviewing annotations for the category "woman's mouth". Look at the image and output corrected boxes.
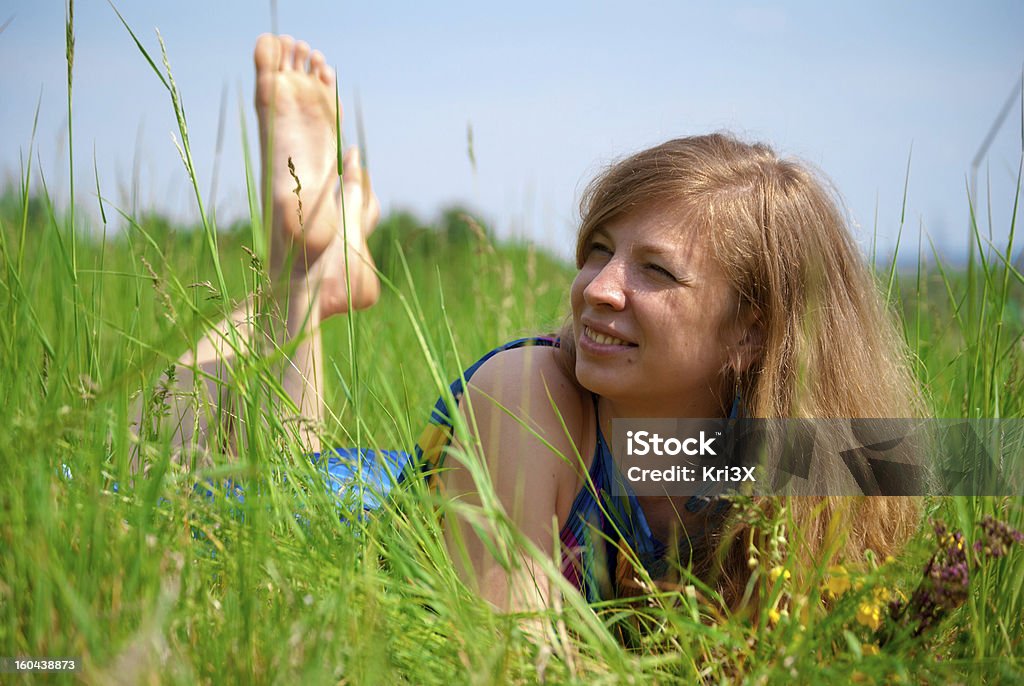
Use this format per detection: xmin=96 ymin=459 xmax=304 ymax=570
xmin=583 ymin=325 xmax=635 ymax=347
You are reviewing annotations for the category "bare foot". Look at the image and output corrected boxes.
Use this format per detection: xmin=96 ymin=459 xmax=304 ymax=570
xmin=254 ymin=34 xmax=380 ymax=318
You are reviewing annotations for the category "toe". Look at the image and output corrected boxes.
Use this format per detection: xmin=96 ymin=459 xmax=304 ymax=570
xmin=277 ymin=35 xmax=295 ymax=70
xmin=254 ymin=33 xmax=280 ymax=71
xmin=310 ymin=49 xmax=326 ymax=76
xmin=293 ymin=40 xmax=311 ymax=71
xmin=317 ymin=63 xmax=336 ymax=88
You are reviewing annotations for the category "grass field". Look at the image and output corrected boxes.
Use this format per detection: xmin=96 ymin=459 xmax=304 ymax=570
xmin=2 ymin=9 xmax=1024 ymax=685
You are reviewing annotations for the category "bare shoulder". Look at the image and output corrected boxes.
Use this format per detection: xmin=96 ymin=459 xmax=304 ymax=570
xmin=447 ymin=343 xmax=589 ymax=502
xmin=463 ymin=344 xmax=585 ymax=450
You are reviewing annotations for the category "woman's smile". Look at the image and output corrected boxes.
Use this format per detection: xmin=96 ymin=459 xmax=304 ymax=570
xmin=580 ymin=324 xmax=637 ymax=350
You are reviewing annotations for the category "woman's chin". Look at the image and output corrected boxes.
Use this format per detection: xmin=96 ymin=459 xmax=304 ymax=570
xmin=575 ymin=364 xmax=627 ymax=400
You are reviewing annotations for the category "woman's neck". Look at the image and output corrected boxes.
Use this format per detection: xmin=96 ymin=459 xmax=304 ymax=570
xmin=596 ymin=390 xmax=727 ymax=429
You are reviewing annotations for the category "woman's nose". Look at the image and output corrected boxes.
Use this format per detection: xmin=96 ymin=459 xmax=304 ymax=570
xmin=583 ymin=261 xmax=627 ymax=310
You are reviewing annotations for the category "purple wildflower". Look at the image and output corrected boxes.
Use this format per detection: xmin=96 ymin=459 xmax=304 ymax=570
xmin=973 ymin=514 xmax=1024 ymax=559
xmin=886 ymin=516 xmax=1023 ymax=638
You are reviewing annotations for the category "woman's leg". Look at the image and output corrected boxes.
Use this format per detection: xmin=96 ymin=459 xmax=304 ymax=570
xmin=133 ymin=34 xmax=380 ymax=470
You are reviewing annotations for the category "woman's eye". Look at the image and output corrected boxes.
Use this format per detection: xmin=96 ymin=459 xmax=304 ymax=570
xmin=587 ymin=242 xmax=612 ymax=256
xmin=647 ymin=263 xmax=676 ymax=280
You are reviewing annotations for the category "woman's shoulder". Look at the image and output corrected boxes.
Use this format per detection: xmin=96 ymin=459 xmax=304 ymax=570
xmin=468 ymin=341 xmax=583 ymax=409
xmin=462 ymin=341 xmax=588 ymax=452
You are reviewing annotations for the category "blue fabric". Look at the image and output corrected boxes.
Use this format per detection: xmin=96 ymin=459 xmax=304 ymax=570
xmin=314 ymin=448 xmax=412 ymax=510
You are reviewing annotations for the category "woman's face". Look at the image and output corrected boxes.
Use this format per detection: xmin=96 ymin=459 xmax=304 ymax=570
xmin=570 ymin=204 xmax=743 ymax=418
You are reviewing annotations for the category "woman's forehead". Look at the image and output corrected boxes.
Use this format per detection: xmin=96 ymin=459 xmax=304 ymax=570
xmin=598 ymin=206 xmax=703 ymax=253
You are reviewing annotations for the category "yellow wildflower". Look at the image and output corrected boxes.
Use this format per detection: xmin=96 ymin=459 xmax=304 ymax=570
xmin=862 ymin=643 xmax=879 ymax=656
xmin=824 ymin=565 xmax=851 ymax=597
xmin=856 ymin=601 xmax=883 ymax=631
xmin=769 ymin=566 xmax=791 ymax=582
xmin=768 ymin=608 xmax=782 ymax=625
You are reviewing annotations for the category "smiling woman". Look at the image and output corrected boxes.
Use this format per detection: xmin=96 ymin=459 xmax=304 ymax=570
xmin=554 ymin=135 xmax=926 ymax=604
xmin=140 ymin=34 xmax=926 ymax=615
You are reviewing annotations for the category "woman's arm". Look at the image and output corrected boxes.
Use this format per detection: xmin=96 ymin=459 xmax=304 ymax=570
xmin=443 ymin=345 xmax=585 ymax=612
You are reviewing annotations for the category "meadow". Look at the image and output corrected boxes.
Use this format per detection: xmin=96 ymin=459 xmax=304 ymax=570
xmin=2 ymin=11 xmax=1024 ymax=686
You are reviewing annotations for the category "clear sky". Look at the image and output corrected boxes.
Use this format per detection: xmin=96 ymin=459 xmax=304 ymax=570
xmin=1 ymin=1 xmax=1022 ymax=262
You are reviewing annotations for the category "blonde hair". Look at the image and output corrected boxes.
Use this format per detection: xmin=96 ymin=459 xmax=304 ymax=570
xmin=558 ymin=134 xmax=926 ymax=608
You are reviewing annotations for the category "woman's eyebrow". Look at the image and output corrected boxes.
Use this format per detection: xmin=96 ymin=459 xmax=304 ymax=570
xmin=636 ymin=239 xmax=696 ymax=261
xmin=639 ymin=243 xmax=676 ymax=256
xmin=637 ymin=243 xmax=699 ymax=283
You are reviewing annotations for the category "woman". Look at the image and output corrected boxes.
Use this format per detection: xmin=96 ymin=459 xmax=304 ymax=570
xmin=148 ymin=34 xmax=924 ymax=613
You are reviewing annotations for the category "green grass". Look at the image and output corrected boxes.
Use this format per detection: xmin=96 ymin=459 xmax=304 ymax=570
xmin=2 ymin=11 xmax=1024 ymax=685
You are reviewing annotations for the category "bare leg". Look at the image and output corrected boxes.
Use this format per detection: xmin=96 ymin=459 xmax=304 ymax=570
xmin=133 ymin=35 xmax=380 ymax=469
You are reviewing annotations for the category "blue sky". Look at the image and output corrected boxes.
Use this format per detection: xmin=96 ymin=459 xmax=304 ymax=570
xmin=1 ymin=1 xmax=1021 ymax=262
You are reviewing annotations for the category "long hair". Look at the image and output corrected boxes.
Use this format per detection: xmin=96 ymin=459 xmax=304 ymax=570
xmin=558 ymin=134 xmax=926 ymax=609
